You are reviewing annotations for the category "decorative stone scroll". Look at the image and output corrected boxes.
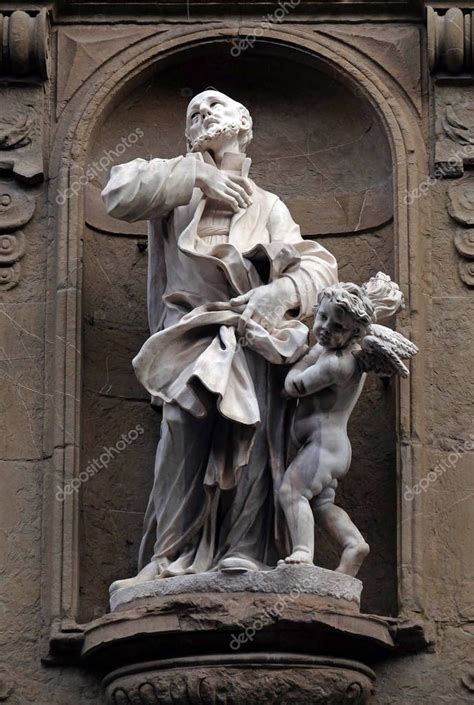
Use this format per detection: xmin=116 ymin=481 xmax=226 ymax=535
xmin=448 ymin=176 xmax=474 ymax=286
xmin=0 ymin=180 xmax=35 ymax=230
xmin=434 ymin=85 xmax=474 ymax=175
xmin=0 ymin=261 xmax=21 ymax=290
xmin=0 ymin=88 xmax=45 ymax=183
xmin=0 ymin=179 xmax=35 ymax=290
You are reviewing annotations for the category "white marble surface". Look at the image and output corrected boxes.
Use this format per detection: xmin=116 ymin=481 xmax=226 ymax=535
xmin=110 ymin=563 xmax=362 ymax=612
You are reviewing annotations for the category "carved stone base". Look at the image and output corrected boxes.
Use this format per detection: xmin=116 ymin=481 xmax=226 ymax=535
xmin=104 ymin=654 xmax=375 ymax=705
xmin=82 ymin=574 xmax=394 ymax=704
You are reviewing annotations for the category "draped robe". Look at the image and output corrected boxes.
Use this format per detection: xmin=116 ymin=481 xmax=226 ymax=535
xmin=102 ymin=151 xmax=338 ymax=575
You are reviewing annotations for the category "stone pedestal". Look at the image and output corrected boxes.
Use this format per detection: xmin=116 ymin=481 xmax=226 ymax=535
xmin=82 ymin=566 xmax=394 ymax=704
xmin=103 ymin=654 xmax=375 ymax=704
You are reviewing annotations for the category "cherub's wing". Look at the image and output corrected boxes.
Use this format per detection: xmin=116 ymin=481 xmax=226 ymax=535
xmin=353 ymin=335 xmax=410 ymax=378
xmin=368 ymin=324 xmax=419 ymax=359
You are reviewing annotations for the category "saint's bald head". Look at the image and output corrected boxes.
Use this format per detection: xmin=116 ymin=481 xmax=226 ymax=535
xmin=185 ymin=89 xmax=253 ymax=153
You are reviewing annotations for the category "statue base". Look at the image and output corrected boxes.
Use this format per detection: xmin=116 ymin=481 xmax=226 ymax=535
xmin=82 ymin=566 xmax=394 ymax=704
xmin=110 ymin=563 xmax=363 ymax=612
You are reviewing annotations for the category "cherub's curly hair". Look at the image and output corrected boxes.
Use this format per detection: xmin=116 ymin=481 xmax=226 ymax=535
xmin=315 ymin=283 xmax=375 ymax=327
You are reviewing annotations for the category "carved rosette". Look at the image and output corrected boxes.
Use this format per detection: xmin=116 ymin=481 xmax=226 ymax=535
xmin=448 ymin=176 xmax=474 ymax=225
xmin=447 ymin=176 xmax=474 ymax=286
xmin=104 ymin=657 xmax=375 ymax=705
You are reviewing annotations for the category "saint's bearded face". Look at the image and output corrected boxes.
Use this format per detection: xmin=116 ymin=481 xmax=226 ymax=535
xmin=185 ymin=90 xmax=251 ymax=153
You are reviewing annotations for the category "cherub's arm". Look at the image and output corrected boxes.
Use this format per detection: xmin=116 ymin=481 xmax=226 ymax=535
xmin=285 ymin=347 xmax=337 ymax=397
xmin=284 ymin=345 xmax=321 ymax=395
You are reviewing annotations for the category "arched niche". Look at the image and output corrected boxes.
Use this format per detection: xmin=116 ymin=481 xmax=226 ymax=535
xmin=44 ymin=28 xmax=428 ymax=641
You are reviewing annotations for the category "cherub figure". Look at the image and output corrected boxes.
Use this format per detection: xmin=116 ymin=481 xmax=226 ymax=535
xmin=279 ymin=273 xmax=418 ymax=577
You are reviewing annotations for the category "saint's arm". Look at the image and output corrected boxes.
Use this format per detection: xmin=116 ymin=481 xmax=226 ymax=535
xmin=267 ymin=198 xmax=338 ymax=317
xmin=101 ymin=155 xmax=197 ymax=222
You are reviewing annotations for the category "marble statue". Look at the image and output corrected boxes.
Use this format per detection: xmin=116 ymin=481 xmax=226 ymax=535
xmin=102 ymin=89 xmax=338 ymax=591
xmin=280 ymin=273 xmax=418 ymax=577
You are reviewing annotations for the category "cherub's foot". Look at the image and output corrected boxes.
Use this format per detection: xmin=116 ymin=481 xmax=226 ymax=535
xmin=283 ymin=549 xmax=313 ymax=565
xmin=335 ymin=542 xmax=370 ymax=578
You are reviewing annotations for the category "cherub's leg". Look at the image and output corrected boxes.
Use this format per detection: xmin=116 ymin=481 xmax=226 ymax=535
xmin=314 ymin=502 xmax=369 ymax=577
xmin=279 ymin=443 xmax=321 ymax=565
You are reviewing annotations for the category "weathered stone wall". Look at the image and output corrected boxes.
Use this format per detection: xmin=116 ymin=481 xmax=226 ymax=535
xmin=0 ymin=2 xmax=472 ymax=704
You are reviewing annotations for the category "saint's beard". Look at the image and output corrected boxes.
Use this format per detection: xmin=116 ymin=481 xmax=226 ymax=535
xmin=190 ymin=119 xmax=241 ymax=152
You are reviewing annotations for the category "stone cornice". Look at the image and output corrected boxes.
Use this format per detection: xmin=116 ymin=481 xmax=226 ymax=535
xmin=16 ymin=0 xmax=426 ymax=21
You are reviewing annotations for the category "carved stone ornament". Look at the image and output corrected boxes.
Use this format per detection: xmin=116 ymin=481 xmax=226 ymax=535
xmin=447 ymin=176 xmax=474 ymax=286
xmin=454 ymin=227 xmax=474 ymax=258
xmin=104 ymin=656 xmax=375 ymax=705
xmin=434 ymin=86 xmax=474 ymax=174
xmin=0 ymin=231 xmax=25 ymax=264
xmin=0 ymin=261 xmax=21 ymax=290
xmin=427 ymin=6 xmax=474 ymax=74
xmin=0 ymin=179 xmax=35 ymax=230
xmin=459 ymin=258 xmax=474 ymax=286
xmin=461 ymin=669 xmax=474 ymax=692
xmin=0 ymin=89 xmax=44 ymax=182
xmin=447 ymin=176 xmax=474 ymax=224
xmin=442 ymin=102 xmax=474 ymax=146
xmin=0 ymin=9 xmax=50 ymax=80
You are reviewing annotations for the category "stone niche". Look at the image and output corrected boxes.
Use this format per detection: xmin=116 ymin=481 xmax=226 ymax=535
xmin=78 ymin=41 xmax=396 ymax=624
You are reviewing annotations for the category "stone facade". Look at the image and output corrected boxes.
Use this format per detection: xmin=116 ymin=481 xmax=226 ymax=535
xmin=0 ymin=1 xmax=472 ymax=704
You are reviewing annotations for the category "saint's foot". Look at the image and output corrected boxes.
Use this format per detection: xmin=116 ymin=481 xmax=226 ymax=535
xmin=218 ymin=556 xmax=260 ymax=572
xmin=109 ymin=559 xmax=162 ymax=595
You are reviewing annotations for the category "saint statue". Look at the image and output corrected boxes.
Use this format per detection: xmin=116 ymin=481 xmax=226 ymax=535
xmin=102 ymin=89 xmax=338 ymax=591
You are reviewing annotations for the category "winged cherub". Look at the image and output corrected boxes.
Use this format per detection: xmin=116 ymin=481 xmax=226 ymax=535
xmin=279 ymin=273 xmax=418 ymax=577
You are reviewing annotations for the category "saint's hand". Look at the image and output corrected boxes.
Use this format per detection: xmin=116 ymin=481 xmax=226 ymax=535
xmin=230 ymin=279 xmax=299 ymax=337
xmin=195 ymin=161 xmax=253 ymax=212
